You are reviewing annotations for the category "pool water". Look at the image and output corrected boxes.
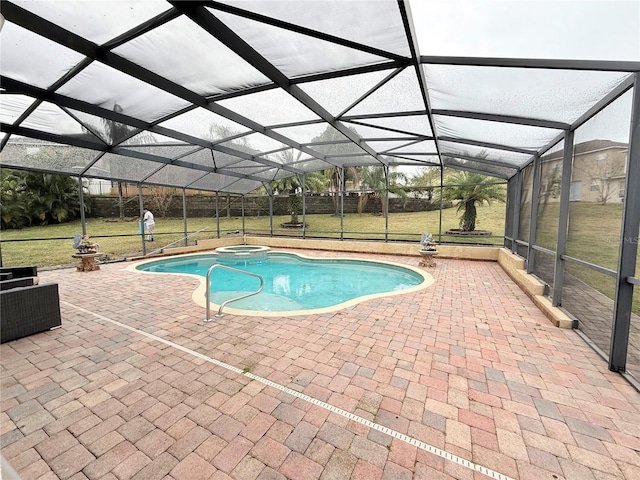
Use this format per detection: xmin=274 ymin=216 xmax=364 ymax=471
xmin=135 ymin=252 xmax=428 ymax=314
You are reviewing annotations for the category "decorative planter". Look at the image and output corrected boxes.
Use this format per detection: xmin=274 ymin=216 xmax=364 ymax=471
xmin=419 ymin=249 xmax=438 ymax=267
xmin=445 ymin=229 xmax=492 ymax=236
xmin=72 ymin=253 xmax=101 ymax=272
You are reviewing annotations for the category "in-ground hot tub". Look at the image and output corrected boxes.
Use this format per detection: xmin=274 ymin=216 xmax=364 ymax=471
xmin=215 ymin=245 xmax=270 ymax=258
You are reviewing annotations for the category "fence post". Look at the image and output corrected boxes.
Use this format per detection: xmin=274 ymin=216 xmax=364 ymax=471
xmin=78 ymin=176 xmax=87 ymax=236
xmin=182 ymin=188 xmax=188 ymax=247
xmin=138 ymin=184 xmax=146 ymax=256
xmin=215 ymin=191 xmax=220 ymax=238
xmin=609 ymin=73 xmax=640 ymax=372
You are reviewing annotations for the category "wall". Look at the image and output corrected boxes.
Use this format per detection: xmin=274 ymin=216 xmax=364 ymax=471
xmin=89 ymin=194 xmax=443 ymax=218
xmin=497 ymin=249 xmax=573 ymax=328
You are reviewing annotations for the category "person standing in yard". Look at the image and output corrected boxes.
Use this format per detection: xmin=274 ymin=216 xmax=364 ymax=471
xmin=143 ymin=208 xmax=155 ymax=241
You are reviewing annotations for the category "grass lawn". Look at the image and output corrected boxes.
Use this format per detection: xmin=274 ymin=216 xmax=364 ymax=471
xmin=535 ymin=202 xmax=625 ymax=271
xmin=0 ymin=205 xmax=505 ymax=268
xmin=533 ymin=202 xmax=639 ymax=314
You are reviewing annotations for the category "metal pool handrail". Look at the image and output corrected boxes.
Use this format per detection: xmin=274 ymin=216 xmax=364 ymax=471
xmin=146 ymin=226 xmax=210 ymax=257
xmin=204 ymin=264 xmax=264 ymax=320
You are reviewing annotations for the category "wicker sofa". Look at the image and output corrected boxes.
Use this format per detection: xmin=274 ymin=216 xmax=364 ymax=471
xmin=0 ymin=265 xmax=39 ymax=291
xmin=0 ymin=277 xmax=35 ymax=291
xmin=0 ymin=266 xmax=38 ymax=278
xmin=0 ymin=266 xmax=62 ymax=344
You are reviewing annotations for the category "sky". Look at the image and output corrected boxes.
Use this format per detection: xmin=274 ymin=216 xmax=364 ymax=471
xmin=406 ymin=0 xmax=638 ymax=145
xmin=409 ymin=0 xmax=640 ymax=61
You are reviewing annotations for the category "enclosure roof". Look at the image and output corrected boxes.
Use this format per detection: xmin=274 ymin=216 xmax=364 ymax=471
xmin=1 ymin=0 xmax=639 ymax=194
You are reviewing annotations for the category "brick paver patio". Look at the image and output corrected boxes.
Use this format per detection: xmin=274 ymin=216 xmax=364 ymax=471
xmin=2 ymin=249 xmax=639 ymax=480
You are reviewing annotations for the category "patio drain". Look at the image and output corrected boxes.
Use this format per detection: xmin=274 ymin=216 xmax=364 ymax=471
xmin=62 ymin=301 xmax=515 ymax=480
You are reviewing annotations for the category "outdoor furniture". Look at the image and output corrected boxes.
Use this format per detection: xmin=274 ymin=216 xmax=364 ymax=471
xmin=0 ymin=283 xmax=62 ymax=343
xmin=0 ymin=266 xmax=40 ymax=289
xmin=0 ymin=266 xmax=38 ymax=278
xmin=0 ymin=277 xmax=35 ymax=291
xmin=72 ymin=253 xmax=101 ymax=272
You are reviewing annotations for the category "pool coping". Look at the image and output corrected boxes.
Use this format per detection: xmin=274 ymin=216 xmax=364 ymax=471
xmin=126 ymin=248 xmax=434 ymax=317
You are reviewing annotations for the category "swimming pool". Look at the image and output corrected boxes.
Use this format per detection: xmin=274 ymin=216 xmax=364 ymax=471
xmin=132 ymin=251 xmax=432 ymax=316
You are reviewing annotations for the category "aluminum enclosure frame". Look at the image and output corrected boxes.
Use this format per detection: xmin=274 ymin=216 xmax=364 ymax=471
xmin=0 ymin=0 xmax=639 ymax=383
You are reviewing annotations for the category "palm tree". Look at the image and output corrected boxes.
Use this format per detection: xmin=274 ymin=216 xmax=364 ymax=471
xmin=1 ymin=169 xmax=86 ymax=228
xmin=410 ymin=166 xmax=440 ymax=201
xmin=1 ymin=170 xmax=29 ymax=229
xmin=358 ymin=166 xmax=407 ymax=218
xmin=324 ymin=166 xmax=360 ymax=216
xmin=100 ymin=106 xmax=155 ymax=220
xmin=443 ymin=170 xmax=506 ymax=231
xmin=102 ymin=106 xmax=136 ymax=221
xmin=22 ymin=171 xmax=84 ymax=224
xmin=308 ymin=125 xmax=362 ymax=217
xmin=270 ymin=148 xmax=327 ymax=224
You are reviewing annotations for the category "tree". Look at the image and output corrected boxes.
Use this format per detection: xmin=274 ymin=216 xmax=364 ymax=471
xmin=270 ymin=149 xmax=327 ymax=224
xmin=409 ymin=166 xmax=440 ymax=200
xmin=147 ymin=186 xmax=176 ymax=218
xmin=358 ymin=166 xmax=408 ymax=218
xmin=0 ymin=169 xmax=87 ymax=229
xmin=537 ymin=163 xmax=561 ymax=221
xmin=576 ymin=157 xmax=625 ymax=205
xmin=442 ymin=170 xmax=506 ymax=232
xmin=275 ymin=176 xmax=303 ymax=224
xmin=23 ymin=171 xmax=85 ymax=225
xmin=101 ymin=107 xmax=136 ymax=220
xmin=323 ymin=166 xmax=360 ymax=216
xmin=100 ymin=108 xmax=154 ymax=220
xmin=308 ymin=125 xmax=362 ymax=217
xmin=1 ymin=170 xmax=29 ymax=229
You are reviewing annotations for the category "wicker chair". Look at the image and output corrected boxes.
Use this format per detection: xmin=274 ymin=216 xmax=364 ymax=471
xmin=0 ymin=283 xmax=62 ymax=343
xmin=0 ymin=277 xmax=35 ymax=291
xmin=0 ymin=266 xmax=39 ymax=291
xmin=0 ymin=266 xmax=38 ymax=278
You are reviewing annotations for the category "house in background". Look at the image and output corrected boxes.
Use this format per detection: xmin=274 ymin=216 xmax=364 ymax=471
xmin=540 ymin=139 xmax=628 ymax=204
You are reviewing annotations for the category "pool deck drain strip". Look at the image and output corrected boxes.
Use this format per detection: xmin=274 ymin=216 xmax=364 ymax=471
xmin=63 ymin=301 xmax=515 ymax=480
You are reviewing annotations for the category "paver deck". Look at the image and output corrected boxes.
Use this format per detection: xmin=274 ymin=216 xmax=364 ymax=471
xmin=1 ymin=249 xmax=639 ymax=480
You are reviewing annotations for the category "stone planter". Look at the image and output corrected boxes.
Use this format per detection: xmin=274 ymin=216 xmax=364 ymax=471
xmin=419 ymin=249 xmax=438 ymax=267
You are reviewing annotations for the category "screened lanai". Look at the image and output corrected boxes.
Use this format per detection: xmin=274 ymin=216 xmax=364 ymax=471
xmin=2 ymin=2 xmax=640 ymax=479
xmin=2 ymin=0 xmax=639 ymax=382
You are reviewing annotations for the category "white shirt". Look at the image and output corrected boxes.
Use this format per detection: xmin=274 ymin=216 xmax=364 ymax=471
xmin=143 ymin=211 xmax=155 ymax=225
